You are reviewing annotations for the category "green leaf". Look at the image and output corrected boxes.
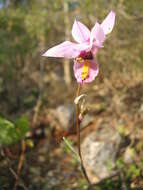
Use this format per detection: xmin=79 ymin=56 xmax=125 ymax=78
xmin=0 ymin=116 xmax=29 ymax=146
xmin=63 ymin=137 xmax=80 ymax=162
xmin=127 ymin=164 xmax=140 ymax=177
xmin=116 ymin=158 xmax=125 ymax=168
xmin=15 ymin=116 xmax=29 ymax=138
xmin=0 ymin=117 xmax=18 ymax=145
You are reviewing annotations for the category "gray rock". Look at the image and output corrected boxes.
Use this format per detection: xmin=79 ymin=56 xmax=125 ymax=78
xmin=81 ymin=114 xmax=94 ymax=129
xmin=81 ymin=127 xmax=124 ymax=184
xmin=55 ymin=104 xmax=75 ymax=131
xmin=51 ymin=104 xmax=93 ymax=131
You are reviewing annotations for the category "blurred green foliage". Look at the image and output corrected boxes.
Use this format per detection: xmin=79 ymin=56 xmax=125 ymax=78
xmin=0 ymin=116 xmax=29 ymax=145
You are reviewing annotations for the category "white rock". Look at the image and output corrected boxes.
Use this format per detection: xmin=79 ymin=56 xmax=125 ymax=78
xmin=81 ymin=127 xmax=123 ymax=183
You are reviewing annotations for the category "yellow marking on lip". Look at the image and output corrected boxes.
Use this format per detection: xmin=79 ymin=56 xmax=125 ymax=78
xmin=81 ymin=61 xmax=89 ymax=80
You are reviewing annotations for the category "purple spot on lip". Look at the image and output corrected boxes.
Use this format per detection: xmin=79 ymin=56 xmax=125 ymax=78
xmin=79 ymin=51 xmax=93 ymax=60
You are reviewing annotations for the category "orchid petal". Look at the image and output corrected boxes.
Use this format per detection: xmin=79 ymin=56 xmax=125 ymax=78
xmin=90 ymin=22 xmax=105 ymax=48
xmin=91 ymin=46 xmax=98 ymax=55
xmin=101 ymin=11 xmax=115 ymax=35
xmin=43 ymin=41 xmax=90 ymax=59
xmin=73 ymin=59 xmax=99 ymax=84
xmin=72 ymin=20 xmax=90 ymax=43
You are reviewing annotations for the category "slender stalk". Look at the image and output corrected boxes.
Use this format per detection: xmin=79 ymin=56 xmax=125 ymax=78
xmin=75 ymin=83 xmax=91 ymax=187
xmin=75 ymin=84 xmax=81 ymax=157
xmin=13 ymin=139 xmax=26 ymax=190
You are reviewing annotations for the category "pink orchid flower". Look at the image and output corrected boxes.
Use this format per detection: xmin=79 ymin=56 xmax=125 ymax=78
xmin=43 ymin=11 xmax=115 ymax=84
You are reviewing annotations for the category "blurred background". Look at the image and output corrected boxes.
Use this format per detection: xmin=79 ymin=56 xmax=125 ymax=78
xmin=0 ymin=0 xmax=143 ymax=189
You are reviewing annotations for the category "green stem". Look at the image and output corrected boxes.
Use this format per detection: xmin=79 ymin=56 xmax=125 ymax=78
xmin=75 ymin=83 xmax=91 ymax=187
